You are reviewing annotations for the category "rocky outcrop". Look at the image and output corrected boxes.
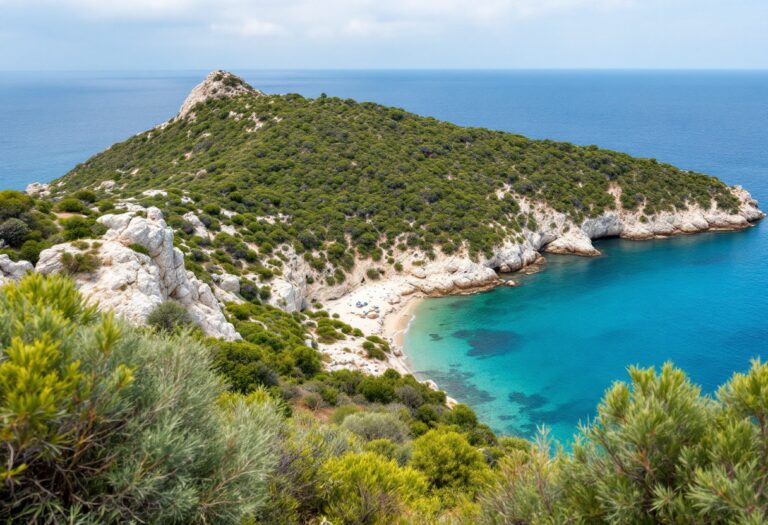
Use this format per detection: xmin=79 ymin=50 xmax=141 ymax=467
xmin=0 ymin=255 xmax=33 ymax=285
xmin=177 ymin=70 xmax=262 ymax=120
xmin=36 ymin=208 xmax=238 ymax=340
xmin=25 ymin=182 xmax=50 ymax=197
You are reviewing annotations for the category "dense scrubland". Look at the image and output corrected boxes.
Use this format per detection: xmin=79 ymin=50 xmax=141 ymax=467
xmin=2 ymin=274 xmax=767 ymax=524
xmin=47 ymin=88 xmax=739 ymax=277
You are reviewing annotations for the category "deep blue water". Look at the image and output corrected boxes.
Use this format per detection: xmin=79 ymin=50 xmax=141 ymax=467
xmin=1 ymin=70 xmax=767 ymax=442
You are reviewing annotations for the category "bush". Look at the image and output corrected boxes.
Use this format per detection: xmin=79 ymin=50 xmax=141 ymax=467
xmin=331 ymin=404 xmax=361 ymax=424
xmin=60 ymin=251 xmax=101 ymax=275
xmin=212 ymin=340 xmax=279 ymax=391
xmin=56 ymin=197 xmax=88 ymax=213
xmin=0 ymin=217 xmax=29 ymax=247
xmin=0 ymin=190 xmax=33 ymax=220
xmin=128 ymin=242 xmax=150 ymax=256
xmin=320 ymin=452 xmax=428 ymax=524
xmin=146 ymin=300 xmax=194 ymax=333
xmin=410 ymin=429 xmax=491 ymax=494
xmin=0 ymin=274 xmax=281 ymax=523
xmin=342 ymin=411 xmax=411 ymax=443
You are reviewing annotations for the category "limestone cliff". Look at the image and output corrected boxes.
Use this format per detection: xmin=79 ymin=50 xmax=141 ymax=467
xmin=34 ymin=208 xmax=238 ymax=340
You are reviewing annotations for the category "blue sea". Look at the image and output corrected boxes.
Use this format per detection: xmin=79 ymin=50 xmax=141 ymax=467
xmin=2 ymin=70 xmax=766 ymax=443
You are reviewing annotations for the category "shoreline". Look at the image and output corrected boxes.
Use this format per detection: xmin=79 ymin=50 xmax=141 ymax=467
xmin=319 ymin=218 xmax=764 ymax=397
xmin=380 ymin=294 xmax=424 ymax=375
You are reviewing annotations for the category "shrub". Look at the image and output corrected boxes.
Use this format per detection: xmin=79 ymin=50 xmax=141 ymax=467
xmin=304 ymin=392 xmax=324 ymax=411
xmin=146 ymin=300 xmax=194 ymax=333
xmin=410 ymin=429 xmax=491 ymax=493
xmin=0 ymin=190 xmax=33 ymax=220
xmin=342 ymin=411 xmax=411 ymax=443
xmin=0 ymin=217 xmax=29 ymax=247
xmin=18 ymin=239 xmax=45 ymax=264
xmin=332 ymin=404 xmax=361 ymax=424
xmin=0 ymin=274 xmax=281 ymax=523
xmin=56 ymin=197 xmax=88 ymax=213
xmin=320 ymin=452 xmax=428 ymax=525
xmin=73 ymin=189 xmax=97 ymax=203
xmin=128 ymin=242 xmax=150 ymax=256
xmin=60 ymin=251 xmax=101 ymax=275
xmin=61 ymin=216 xmax=106 ymax=241
xmin=212 ymin=340 xmax=279 ymax=392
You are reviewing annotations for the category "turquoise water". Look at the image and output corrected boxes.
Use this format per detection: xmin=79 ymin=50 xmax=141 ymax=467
xmin=2 ymin=70 xmax=767 ymax=443
xmin=404 ymin=226 xmax=766 ymax=442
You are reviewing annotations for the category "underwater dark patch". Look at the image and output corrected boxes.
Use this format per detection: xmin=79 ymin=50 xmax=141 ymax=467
xmin=453 ymin=328 xmax=522 ymax=358
xmin=428 ymin=333 xmax=443 ymax=341
xmin=508 ymin=391 xmax=548 ymax=410
xmin=419 ymin=365 xmax=496 ymax=406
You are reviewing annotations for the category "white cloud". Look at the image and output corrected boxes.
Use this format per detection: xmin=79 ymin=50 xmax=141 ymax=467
xmin=212 ymin=17 xmax=286 ymax=37
xmin=3 ymin=0 xmax=638 ymax=37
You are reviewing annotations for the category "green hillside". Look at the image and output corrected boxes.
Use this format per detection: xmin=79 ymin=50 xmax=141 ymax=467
xmin=52 ymin=75 xmax=739 ymax=269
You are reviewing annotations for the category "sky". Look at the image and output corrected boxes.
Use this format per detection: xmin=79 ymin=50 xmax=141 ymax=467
xmin=0 ymin=0 xmax=766 ymax=70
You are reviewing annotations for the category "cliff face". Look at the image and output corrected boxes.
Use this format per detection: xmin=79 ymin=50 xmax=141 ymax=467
xmin=35 ymin=208 xmax=239 ymax=340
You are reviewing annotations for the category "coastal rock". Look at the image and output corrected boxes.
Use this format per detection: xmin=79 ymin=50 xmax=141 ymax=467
xmin=544 ymin=230 xmax=600 ymax=256
xmin=177 ymin=70 xmax=262 ymax=120
xmin=36 ymin=208 xmax=238 ymax=340
xmin=0 ymin=255 xmax=33 ymax=284
xmin=25 ymin=182 xmax=50 ymax=197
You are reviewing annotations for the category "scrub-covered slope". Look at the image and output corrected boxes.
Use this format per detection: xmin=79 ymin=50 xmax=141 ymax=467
xmin=40 ymin=70 xmax=761 ymax=314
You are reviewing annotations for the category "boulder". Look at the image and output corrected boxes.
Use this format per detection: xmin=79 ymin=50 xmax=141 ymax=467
xmin=0 ymin=254 xmax=33 ymax=285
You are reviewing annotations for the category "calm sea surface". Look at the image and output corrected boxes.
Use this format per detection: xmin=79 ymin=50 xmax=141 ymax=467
xmin=1 ymin=70 xmax=766 ymax=442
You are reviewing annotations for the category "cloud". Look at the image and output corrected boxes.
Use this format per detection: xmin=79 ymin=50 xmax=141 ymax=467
xmin=2 ymin=0 xmax=637 ymax=34
xmin=212 ymin=17 xmax=286 ymax=37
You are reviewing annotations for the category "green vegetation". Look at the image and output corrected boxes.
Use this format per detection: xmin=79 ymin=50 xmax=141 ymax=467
xmin=60 ymin=250 xmax=101 ymax=274
xmin=146 ymin=299 xmax=195 ymax=332
xmin=3 ymin=274 xmax=767 ymax=523
xmin=50 ymin=83 xmax=739 ymax=283
xmin=2 ymin=78 xmax=760 ymax=523
xmin=0 ymin=190 xmax=59 ymax=264
xmin=0 ymin=274 xmax=280 ymax=523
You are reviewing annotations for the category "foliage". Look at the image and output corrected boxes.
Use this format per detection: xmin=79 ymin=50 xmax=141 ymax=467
xmin=320 ymin=451 xmax=429 ymax=525
xmin=342 ymin=411 xmax=411 ymax=443
xmin=146 ymin=299 xmax=195 ymax=333
xmin=411 ymin=428 xmax=492 ymax=495
xmin=0 ymin=274 xmax=280 ymax=524
xmin=60 ymin=250 xmax=101 ymax=274
xmin=0 ymin=191 xmax=58 ymax=263
xmin=0 ymin=218 xmax=29 ymax=247
xmin=473 ymin=361 xmax=768 ymax=524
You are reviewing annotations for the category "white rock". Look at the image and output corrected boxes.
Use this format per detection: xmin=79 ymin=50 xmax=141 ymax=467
xmin=177 ymin=70 xmax=262 ymax=120
xmin=182 ymin=212 xmax=209 ymax=238
xmin=37 ymin=208 xmax=239 ymax=340
xmin=25 ymin=182 xmax=50 ymax=197
xmin=0 ymin=255 xmax=33 ymax=285
xmin=268 ymin=277 xmax=304 ymax=312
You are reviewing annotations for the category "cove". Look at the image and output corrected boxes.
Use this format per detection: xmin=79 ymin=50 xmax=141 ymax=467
xmin=402 ymin=223 xmax=767 ymax=443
